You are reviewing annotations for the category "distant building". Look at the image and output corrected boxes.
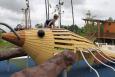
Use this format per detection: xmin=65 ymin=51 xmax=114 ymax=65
xmin=83 ymin=19 xmax=115 ymax=45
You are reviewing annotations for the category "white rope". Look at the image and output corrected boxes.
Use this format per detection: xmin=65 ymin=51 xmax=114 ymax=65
xmin=87 ymin=49 xmax=115 ymax=72
xmin=96 ymin=48 xmax=115 ymax=61
xmin=80 ymin=50 xmax=100 ymax=77
xmin=91 ymin=48 xmax=115 ymax=64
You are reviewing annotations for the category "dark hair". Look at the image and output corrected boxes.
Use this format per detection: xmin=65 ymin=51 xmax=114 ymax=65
xmin=54 ymin=14 xmax=59 ymax=19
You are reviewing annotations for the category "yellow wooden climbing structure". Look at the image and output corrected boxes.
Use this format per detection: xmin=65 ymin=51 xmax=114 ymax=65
xmin=2 ymin=28 xmax=98 ymax=64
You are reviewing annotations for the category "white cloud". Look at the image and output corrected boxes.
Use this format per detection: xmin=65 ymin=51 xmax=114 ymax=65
xmin=0 ymin=0 xmax=26 ymax=12
xmin=0 ymin=0 xmax=115 ymax=30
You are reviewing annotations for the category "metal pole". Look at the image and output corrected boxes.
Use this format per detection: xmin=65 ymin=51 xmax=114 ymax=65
xmin=59 ymin=0 xmax=61 ymax=28
xmin=47 ymin=0 xmax=50 ymax=19
xmin=58 ymin=0 xmax=62 ymax=28
xmin=24 ymin=0 xmax=32 ymax=29
xmin=71 ymin=0 xmax=75 ymax=26
xmin=28 ymin=8 xmax=32 ymax=28
xmin=45 ymin=0 xmax=48 ymax=20
xmin=25 ymin=9 xmax=28 ymax=29
xmin=27 ymin=0 xmax=32 ymax=28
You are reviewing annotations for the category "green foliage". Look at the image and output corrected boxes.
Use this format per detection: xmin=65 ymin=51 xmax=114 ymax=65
xmin=108 ymin=17 xmax=113 ymax=21
xmin=63 ymin=22 xmax=101 ymax=40
xmin=100 ymin=23 xmax=104 ymax=32
xmin=0 ymin=40 xmax=15 ymax=52
xmin=63 ymin=25 xmax=85 ymax=36
xmin=83 ymin=22 xmax=98 ymax=34
xmin=0 ymin=40 xmax=14 ymax=47
xmin=0 ymin=33 xmax=14 ymax=47
xmin=35 ymin=23 xmax=43 ymax=28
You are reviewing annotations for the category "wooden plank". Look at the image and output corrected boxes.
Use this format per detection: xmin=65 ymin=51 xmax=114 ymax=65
xmin=52 ymin=29 xmax=68 ymax=32
xmin=55 ymin=45 xmax=74 ymax=49
xmin=54 ymin=35 xmax=92 ymax=44
xmin=25 ymin=41 xmax=54 ymax=47
xmin=54 ymin=36 xmax=72 ymax=39
xmin=54 ymin=40 xmax=73 ymax=44
xmin=53 ymin=32 xmax=71 ymax=35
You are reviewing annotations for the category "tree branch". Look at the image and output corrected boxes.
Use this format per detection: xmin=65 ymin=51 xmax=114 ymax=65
xmin=0 ymin=48 xmax=27 ymax=61
xmin=12 ymin=51 xmax=77 ymax=77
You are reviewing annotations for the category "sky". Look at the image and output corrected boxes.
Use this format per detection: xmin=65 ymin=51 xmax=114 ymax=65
xmin=0 ymin=0 xmax=115 ymax=30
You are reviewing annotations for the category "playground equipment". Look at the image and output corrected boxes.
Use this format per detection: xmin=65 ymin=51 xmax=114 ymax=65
xmin=1 ymin=0 xmax=115 ymax=77
xmin=1 ymin=22 xmax=115 ymax=77
xmin=1 ymin=27 xmax=96 ymax=64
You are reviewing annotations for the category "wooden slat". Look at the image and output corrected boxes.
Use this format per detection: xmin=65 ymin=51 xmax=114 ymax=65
xmin=25 ymin=41 xmax=54 ymax=47
xmin=54 ymin=40 xmax=73 ymax=44
xmin=55 ymin=44 xmax=74 ymax=49
xmin=52 ymin=29 xmax=68 ymax=32
xmin=54 ymin=35 xmax=92 ymax=44
xmin=54 ymin=36 xmax=72 ymax=39
xmin=53 ymin=32 xmax=71 ymax=35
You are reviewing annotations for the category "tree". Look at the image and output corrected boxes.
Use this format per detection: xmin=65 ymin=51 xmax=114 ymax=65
xmin=83 ymin=10 xmax=99 ymax=39
xmin=108 ymin=17 xmax=113 ymax=21
xmin=63 ymin=25 xmax=85 ymax=36
xmin=35 ymin=23 xmax=43 ymax=28
xmin=85 ymin=10 xmax=96 ymax=19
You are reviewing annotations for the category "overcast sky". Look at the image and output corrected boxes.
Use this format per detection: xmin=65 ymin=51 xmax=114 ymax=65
xmin=0 ymin=0 xmax=115 ymax=30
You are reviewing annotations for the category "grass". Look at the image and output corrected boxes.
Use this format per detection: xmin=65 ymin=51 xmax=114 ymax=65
xmin=0 ymin=39 xmax=16 ymax=52
xmin=0 ymin=39 xmax=15 ymax=46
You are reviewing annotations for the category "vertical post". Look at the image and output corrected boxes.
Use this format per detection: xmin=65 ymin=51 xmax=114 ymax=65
xmin=47 ymin=0 xmax=50 ymax=19
xmin=27 ymin=0 xmax=32 ymax=28
xmin=25 ymin=9 xmax=28 ymax=29
xmin=71 ymin=0 xmax=75 ymax=26
xmin=59 ymin=0 xmax=62 ymax=28
xmin=28 ymin=9 xmax=31 ymax=28
xmin=97 ymin=21 xmax=100 ymax=39
xmin=24 ymin=0 xmax=32 ymax=29
xmin=45 ymin=0 xmax=48 ymax=20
